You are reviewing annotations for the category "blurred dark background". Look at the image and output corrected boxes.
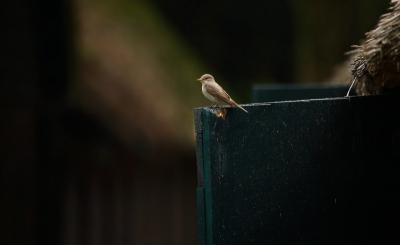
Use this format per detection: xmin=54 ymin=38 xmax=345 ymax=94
xmin=0 ymin=0 xmax=390 ymax=244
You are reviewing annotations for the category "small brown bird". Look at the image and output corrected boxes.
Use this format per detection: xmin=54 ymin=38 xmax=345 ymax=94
xmin=197 ymin=74 xmax=248 ymax=113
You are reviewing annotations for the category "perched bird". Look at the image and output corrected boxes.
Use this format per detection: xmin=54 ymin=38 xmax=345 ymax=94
xmin=197 ymin=74 xmax=248 ymax=113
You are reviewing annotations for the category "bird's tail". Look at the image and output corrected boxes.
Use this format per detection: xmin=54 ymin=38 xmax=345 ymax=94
xmin=229 ymin=99 xmax=248 ymax=113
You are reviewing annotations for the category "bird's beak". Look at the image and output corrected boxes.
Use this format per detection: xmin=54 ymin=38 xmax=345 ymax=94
xmin=197 ymin=79 xmax=201 ymax=82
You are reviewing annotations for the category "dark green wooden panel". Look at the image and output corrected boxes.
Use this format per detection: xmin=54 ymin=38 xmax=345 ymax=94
xmin=197 ymin=187 xmax=206 ymax=245
xmin=194 ymin=109 xmax=205 ymax=187
xmin=194 ymin=94 xmax=400 ymax=244
xmin=252 ymin=84 xmax=349 ymax=103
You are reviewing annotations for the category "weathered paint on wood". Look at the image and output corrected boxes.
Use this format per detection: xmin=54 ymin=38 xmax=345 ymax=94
xmin=252 ymin=84 xmax=349 ymax=103
xmin=194 ymin=94 xmax=400 ymax=244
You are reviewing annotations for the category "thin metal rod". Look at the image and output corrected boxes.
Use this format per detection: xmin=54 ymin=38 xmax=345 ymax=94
xmin=346 ymin=77 xmax=357 ymax=97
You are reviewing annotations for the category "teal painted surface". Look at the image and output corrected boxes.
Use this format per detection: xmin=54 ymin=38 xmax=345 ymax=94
xmin=194 ymin=94 xmax=400 ymax=244
xmin=197 ymin=188 xmax=206 ymax=245
xmin=202 ymin=109 xmax=214 ymax=245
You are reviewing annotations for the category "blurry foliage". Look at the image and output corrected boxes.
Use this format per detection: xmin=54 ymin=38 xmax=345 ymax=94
xmin=151 ymin=0 xmax=389 ymax=95
xmin=291 ymin=0 xmax=390 ymax=84
xmin=72 ymin=0 xmax=391 ymax=150
xmin=151 ymin=0 xmax=294 ymax=101
xmin=72 ymin=0 xmax=214 ymax=151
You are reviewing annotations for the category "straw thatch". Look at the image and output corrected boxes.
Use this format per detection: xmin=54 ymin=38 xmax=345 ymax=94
xmin=348 ymin=0 xmax=400 ymax=95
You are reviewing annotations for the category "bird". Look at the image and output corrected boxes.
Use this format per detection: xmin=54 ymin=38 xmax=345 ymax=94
xmin=197 ymin=74 xmax=248 ymax=113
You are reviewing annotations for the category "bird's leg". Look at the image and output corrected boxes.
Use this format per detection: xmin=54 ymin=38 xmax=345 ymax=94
xmin=208 ymin=102 xmax=217 ymax=108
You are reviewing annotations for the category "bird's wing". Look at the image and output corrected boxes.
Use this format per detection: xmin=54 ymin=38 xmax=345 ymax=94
xmin=205 ymin=82 xmax=248 ymax=113
xmin=204 ymin=82 xmax=232 ymax=104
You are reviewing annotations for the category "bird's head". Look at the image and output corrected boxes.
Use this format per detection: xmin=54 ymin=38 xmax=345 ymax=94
xmin=197 ymin=74 xmax=214 ymax=84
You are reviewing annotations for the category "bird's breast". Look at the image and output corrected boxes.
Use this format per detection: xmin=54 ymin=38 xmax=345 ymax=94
xmin=202 ymin=84 xmax=217 ymax=102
